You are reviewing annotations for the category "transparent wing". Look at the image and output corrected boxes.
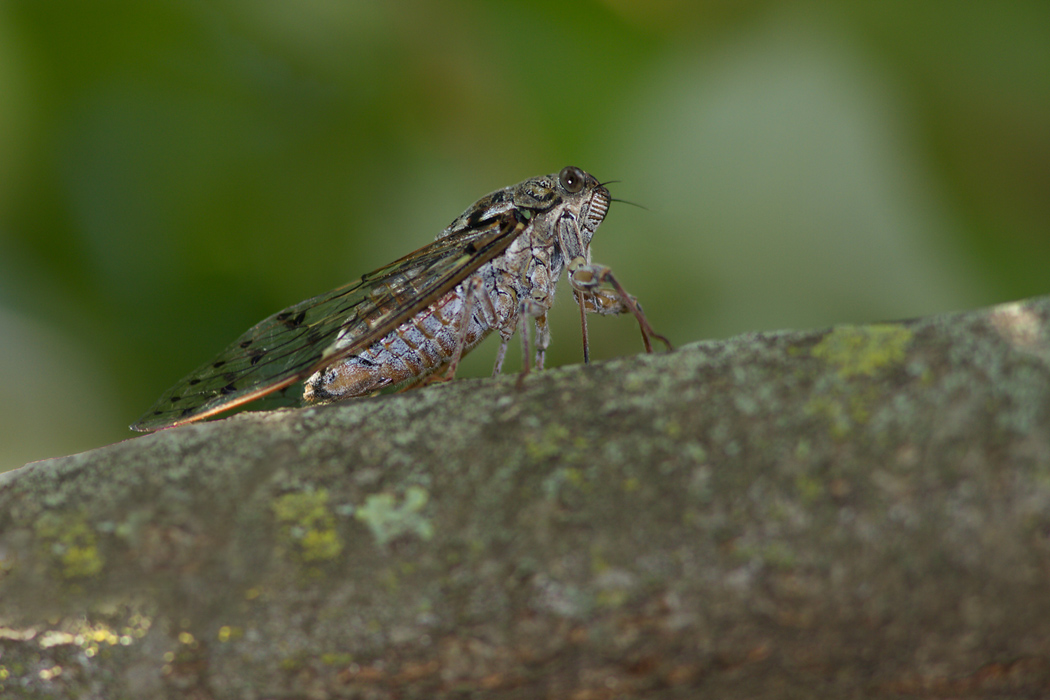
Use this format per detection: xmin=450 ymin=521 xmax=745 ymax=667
xmin=132 ymin=215 xmax=526 ymax=431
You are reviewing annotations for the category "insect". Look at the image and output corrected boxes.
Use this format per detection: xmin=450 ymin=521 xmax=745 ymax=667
xmin=131 ymin=166 xmax=670 ymax=432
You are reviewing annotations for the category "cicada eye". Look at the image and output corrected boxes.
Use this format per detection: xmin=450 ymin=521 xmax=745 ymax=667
xmin=559 ymin=166 xmax=585 ymax=193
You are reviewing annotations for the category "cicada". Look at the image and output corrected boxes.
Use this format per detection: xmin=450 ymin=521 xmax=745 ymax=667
xmin=131 ymin=166 xmax=670 ymax=431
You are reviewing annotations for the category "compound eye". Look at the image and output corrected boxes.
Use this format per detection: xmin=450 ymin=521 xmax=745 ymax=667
xmin=559 ymin=166 xmax=585 ymax=193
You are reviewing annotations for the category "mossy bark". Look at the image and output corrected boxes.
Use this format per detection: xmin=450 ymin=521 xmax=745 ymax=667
xmin=2 ymin=296 xmax=1050 ymax=699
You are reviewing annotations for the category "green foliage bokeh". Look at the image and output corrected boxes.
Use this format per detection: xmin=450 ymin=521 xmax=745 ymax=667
xmin=1 ymin=0 xmax=1047 ymax=469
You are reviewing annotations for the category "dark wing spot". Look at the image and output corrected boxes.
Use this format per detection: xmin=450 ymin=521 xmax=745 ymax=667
xmin=249 ymin=350 xmax=266 ymax=366
xmin=277 ymin=310 xmax=307 ymax=328
xmin=170 ymin=396 xmax=182 ymax=403
xmin=213 ymin=360 xmax=226 ymax=368
xmin=220 ymin=383 xmax=238 ymax=395
xmin=464 ymin=241 xmax=478 ymax=254
xmin=240 ymin=339 xmax=254 ymax=348
xmin=188 ymin=378 xmax=201 ymax=385
xmin=180 ymin=407 xmax=195 ymax=417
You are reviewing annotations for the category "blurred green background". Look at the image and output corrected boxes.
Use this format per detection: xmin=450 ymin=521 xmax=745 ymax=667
xmin=1 ymin=0 xmax=1047 ymax=471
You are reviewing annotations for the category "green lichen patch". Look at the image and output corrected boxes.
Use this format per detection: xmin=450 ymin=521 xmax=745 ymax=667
xmin=354 ymin=486 xmax=433 ymax=548
xmin=804 ymin=395 xmax=853 ymax=439
xmin=217 ymin=625 xmax=243 ymax=643
xmin=542 ymin=466 xmax=590 ymax=500
xmin=811 ymin=324 xmax=913 ymax=380
xmin=272 ymin=489 xmax=344 ymax=563
xmin=320 ymin=651 xmax=354 ymax=666
xmin=806 ymin=324 xmax=914 ymax=438
xmin=794 ymin=473 xmax=825 ymax=504
xmin=524 ymin=423 xmax=571 ymax=461
xmin=33 ymin=511 xmax=104 ymax=580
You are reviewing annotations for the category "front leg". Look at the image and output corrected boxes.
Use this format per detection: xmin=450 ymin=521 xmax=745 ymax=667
xmin=567 ymin=257 xmax=672 ymax=356
xmin=578 ymin=288 xmax=637 ymax=316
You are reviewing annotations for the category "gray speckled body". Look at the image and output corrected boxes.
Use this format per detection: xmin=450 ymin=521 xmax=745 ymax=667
xmin=132 ymin=167 xmax=665 ymax=431
xmin=302 ymin=167 xmax=612 ymax=401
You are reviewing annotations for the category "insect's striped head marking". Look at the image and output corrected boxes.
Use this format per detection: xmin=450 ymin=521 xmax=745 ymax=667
xmin=562 ymin=166 xmax=611 ymax=245
xmin=444 ymin=166 xmax=609 ymax=242
xmin=515 ymin=165 xmax=609 ymax=221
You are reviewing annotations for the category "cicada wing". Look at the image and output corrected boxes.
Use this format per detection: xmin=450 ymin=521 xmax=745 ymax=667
xmin=131 ymin=216 xmax=526 ymax=431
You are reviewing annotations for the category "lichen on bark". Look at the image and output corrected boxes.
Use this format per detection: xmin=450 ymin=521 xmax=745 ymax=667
xmin=1 ymin=296 xmax=1050 ymax=699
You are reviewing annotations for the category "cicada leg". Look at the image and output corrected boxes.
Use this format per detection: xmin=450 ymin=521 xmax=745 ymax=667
xmin=567 ymin=257 xmax=672 ymax=356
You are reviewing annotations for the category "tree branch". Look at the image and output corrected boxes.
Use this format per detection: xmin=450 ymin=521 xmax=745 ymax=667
xmin=3 ymin=296 xmax=1050 ymax=698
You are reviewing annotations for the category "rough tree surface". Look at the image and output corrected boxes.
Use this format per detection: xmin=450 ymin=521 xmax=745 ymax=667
xmin=1 ymin=296 xmax=1049 ymax=699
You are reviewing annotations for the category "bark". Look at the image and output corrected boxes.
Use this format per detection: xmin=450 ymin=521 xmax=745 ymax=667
xmin=1 ymin=296 xmax=1049 ymax=699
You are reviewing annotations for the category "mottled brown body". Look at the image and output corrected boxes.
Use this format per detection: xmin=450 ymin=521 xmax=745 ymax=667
xmin=132 ymin=167 xmax=667 ymax=431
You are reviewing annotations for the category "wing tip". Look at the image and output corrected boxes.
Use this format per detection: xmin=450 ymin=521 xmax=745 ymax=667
xmin=129 ymin=375 xmax=306 ymax=433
